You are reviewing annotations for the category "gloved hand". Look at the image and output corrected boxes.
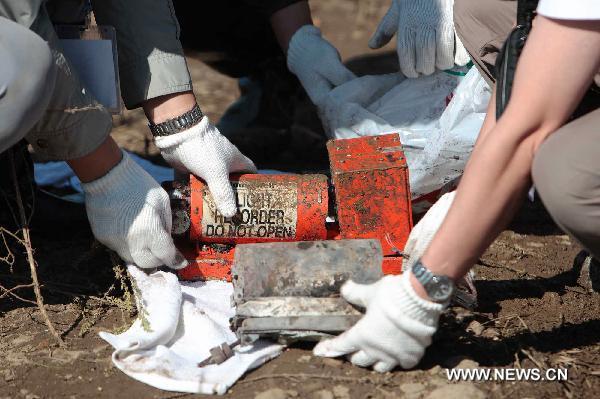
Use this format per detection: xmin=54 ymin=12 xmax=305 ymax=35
xmin=287 ymin=25 xmax=356 ymax=106
xmin=369 ymin=0 xmax=470 ymax=78
xmin=82 ymin=151 xmax=187 ymax=270
xmin=155 ymin=116 xmax=257 ymax=217
xmin=313 ymin=272 xmax=445 ymax=372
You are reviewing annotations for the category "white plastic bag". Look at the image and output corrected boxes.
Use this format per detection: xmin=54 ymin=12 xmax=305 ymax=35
xmin=320 ymin=67 xmax=490 ymax=214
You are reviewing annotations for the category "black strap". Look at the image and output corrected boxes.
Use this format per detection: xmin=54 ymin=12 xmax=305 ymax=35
xmin=495 ymin=0 xmax=599 ymax=119
xmin=495 ymin=0 xmax=538 ymax=119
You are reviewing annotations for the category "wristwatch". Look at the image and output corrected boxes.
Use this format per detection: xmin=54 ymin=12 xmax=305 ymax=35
xmin=148 ymin=104 xmax=204 ymax=137
xmin=411 ymin=259 xmax=455 ymax=303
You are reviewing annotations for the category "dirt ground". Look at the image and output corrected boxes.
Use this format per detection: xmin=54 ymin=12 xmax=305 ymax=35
xmin=2 ymin=1 xmax=600 ymax=398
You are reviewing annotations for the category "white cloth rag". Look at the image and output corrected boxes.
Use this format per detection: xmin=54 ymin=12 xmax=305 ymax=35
xmin=99 ymin=266 xmax=283 ymax=395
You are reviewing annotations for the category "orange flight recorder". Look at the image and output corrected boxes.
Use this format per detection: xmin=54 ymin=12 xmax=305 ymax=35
xmin=165 ymin=133 xmax=413 ymax=281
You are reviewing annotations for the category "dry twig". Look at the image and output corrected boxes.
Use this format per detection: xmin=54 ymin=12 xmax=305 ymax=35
xmin=0 ymin=283 xmax=36 ymax=304
xmin=4 ymin=150 xmax=63 ymax=345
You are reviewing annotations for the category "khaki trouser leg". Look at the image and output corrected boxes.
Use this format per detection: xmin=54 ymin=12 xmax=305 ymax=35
xmin=532 ymin=109 xmax=600 ymax=260
xmin=91 ymin=0 xmax=192 ymax=109
xmin=454 ymin=0 xmax=516 ymax=86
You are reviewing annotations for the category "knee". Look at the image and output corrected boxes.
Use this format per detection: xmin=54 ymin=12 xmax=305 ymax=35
xmin=454 ymin=0 xmax=484 ymax=33
xmin=0 ymin=18 xmax=56 ymax=149
xmin=16 ymin=30 xmax=56 ymax=119
xmin=532 ymin=134 xmax=598 ymax=239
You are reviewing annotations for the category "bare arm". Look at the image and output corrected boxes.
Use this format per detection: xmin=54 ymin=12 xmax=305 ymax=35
xmin=67 ymin=136 xmax=122 ymax=183
xmin=476 ymin=84 xmax=497 ymax=143
xmin=414 ymin=17 xmax=600 ymax=296
xmin=270 ymin=1 xmax=313 ymax=52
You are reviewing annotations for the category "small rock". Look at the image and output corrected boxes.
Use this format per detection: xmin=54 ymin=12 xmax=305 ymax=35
xmin=312 ymin=389 xmax=334 ymax=399
xmin=453 ymin=308 xmax=474 ymax=322
xmin=0 ymin=369 xmax=15 ymax=382
xmin=400 ymin=382 xmax=426 ymax=394
xmin=297 ymin=355 xmax=312 ymax=363
xmin=322 ymin=358 xmax=344 ymax=367
xmin=255 ymin=388 xmax=298 ymax=399
xmin=467 ymin=320 xmax=485 ymax=336
xmin=481 ymin=328 xmax=501 ymax=340
xmin=332 ymin=385 xmax=350 ymax=399
xmin=456 ymin=359 xmax=479 ymax=369
xmin=577 ymin=253 xmax=600 ymax=292
xmin=92 ymin=344 xmax=110 ymax=354
xmin=13 ymin=334 xmax=34 ymax=346
xmin=526 ymin=242 xmax=545 ymax=248
xmin=51 ymin=349 xmax=85 ymax=363
xmin=428 ymin=365 xmax=442 ymax=375
xmin=443 ymin=356 xmax=468 ymax=368
xmin=425 ymin=383 xmax=486 ymax=399
xmin=20 ymin=390 xmax=39 ymax=399
xmin=64 ymin=374 xmax=73 ymax=380
xmin=429 ymin=377 xmax=449 ymax=387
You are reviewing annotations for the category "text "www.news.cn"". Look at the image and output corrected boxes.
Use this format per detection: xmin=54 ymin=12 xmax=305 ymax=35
xmin=446 ymin=368 xmax=568 ymax=382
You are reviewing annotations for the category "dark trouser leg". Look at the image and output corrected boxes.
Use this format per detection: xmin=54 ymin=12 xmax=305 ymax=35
xmin=173 ymin=0 xmax=283 ymax=78
xmin=172 ymin=0 xmax=301 ymax=130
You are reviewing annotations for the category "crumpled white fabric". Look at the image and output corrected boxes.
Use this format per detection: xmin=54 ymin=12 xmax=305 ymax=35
xmin=319 ymin=67 xmax=491 ymax=214
xmin=99 ymin=266 xmax=283 ymax=395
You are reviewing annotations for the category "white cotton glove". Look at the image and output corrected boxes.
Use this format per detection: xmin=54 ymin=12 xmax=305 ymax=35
xmin=313 ymin=272 xmax=445 ymax=372
xmin=155 ymin=116 xmax=257 ymax=218
xmin=369 ymin=0 xmax=471 ymax=78
xmin=287 ymin=25 xmax=357 ymax=106
xmin=82 ymin=151 xmax=187 ymax=270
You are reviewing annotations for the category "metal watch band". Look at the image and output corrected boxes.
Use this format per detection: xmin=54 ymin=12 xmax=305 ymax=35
xmin=412 ymin=259 xmax=456 ymax=303
xmin=148 ymin=104 xmax=204 ymax=137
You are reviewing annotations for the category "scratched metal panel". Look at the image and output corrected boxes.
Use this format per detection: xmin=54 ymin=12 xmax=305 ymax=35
xmin=231 ymin=239 xmax=383 ymax=301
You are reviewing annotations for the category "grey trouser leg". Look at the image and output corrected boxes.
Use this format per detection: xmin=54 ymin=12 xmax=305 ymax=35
xmin=91 ymin=0 xmax=192 ymax=109
xmin=453 ymin=0 xmax=516 ymax=86
xmin=0 ymin=1 xmax=112 ymax=161
xmin=0 ymin=16 xmax=56 ymax=154
xmin=532 ymin=109 xmax=600 ymax=259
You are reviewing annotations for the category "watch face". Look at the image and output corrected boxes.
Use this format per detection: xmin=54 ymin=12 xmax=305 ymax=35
xmin=429 ymin=276 xmax=454 ymax=302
